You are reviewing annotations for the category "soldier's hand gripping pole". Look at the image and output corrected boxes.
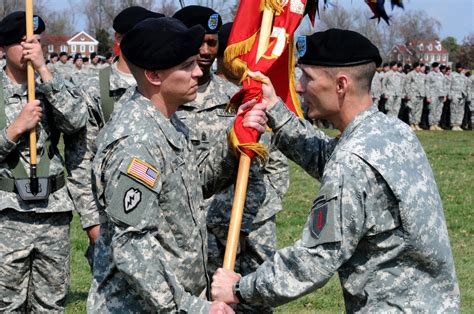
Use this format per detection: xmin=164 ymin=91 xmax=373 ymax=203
xmin=222 ymin=6 xmax=274 ymax=270
xmin=26 ymin=0 xmax=38 ymax=195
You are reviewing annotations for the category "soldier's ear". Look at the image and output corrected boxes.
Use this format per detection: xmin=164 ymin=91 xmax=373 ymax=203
xmin=144 ymin=69 xmax=162 ymax=86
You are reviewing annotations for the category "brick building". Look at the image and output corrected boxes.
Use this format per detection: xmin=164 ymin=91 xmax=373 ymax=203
xmin=388 ymin=40 xmax=450 ymax=66
xmin=42 ymin=31 xmax=99 ymax=58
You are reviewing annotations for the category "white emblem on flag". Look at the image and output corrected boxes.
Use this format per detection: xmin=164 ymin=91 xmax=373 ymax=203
xmin=124 ymin=188 xmax=141 ymax=213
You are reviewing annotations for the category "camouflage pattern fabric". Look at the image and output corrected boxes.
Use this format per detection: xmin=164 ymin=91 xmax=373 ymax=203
xmin=64 ymin=62 xmax=136 ymax=230
xmin=54 ymin=61 xmax=73 ymax=82
xmin=0 ymin=70 xmax=87 ymax=312
xmin=88 ymin=88 xmax=238 ymax=312
xmin=370 ymin=71 xmax=382 ymax=101
xmin=382 ymin=70 xmax=404 ymax=117
xmin=0 ymin=210 xmax=72 ymax=312
xmin=426 ymin=71 xmax=446 ymax=126
xmin=405 ymin=70 xmax=426 ymax=125
xmin=237 ymin=101 xmax=460 ymax=312
xmin=176 ymin=74 xmax=289 ymax=313
xmin=448 ymin=71 xmax=469 ymax=127
xmin=469 ymin=75 xmax=474 ymax=118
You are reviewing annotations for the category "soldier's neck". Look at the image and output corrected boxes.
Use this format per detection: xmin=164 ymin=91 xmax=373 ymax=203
xmin=198 ymin=70 xmax=211 ymax=86
xmin=116 ymin=57 xmax=131 ymax=74
xmin=5 ymin=65 xmax=27 ymax=84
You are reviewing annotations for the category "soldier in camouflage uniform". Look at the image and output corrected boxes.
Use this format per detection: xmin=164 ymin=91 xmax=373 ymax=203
xmin=404 ymin=62 xmax=426 ymax=130
xmin=448 ymin=63 xmax=469 ymax=131
xmin=0 ymin=12 xmax=87 ymax=312
xmin=54 ymin=51 xmax=73 ymax=81
xmin=426 ymin=62 xmax=446 ymax=130
xmin=174 ymin=7 xmax=289 ymax=313
xmin=370 ymin=67 xmax=382 ymax=104
xmin=469 ymin=72 xmax=474 ymax=127
xmin=87 ymin=17 xmax=268 ymax=313
xmin=382 ymin=61 xmax=404 ymax=117
xmin=63 ymin=7 xmax=165 ymax=266
xmin=212 ymin=29 xmax=460 ymax=313
xmin=0 ymin=50 xmax=6 ymax=68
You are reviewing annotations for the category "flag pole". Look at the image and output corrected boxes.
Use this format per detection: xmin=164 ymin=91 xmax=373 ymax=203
xmin=25 ymin=0 xmax=38 ymax=194
xmin=223 ymin=5 xmax=274 ymax=270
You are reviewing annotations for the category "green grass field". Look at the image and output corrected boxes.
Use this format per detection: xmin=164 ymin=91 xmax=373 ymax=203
xmin=66 ymin=129 xmax=473 ymax=313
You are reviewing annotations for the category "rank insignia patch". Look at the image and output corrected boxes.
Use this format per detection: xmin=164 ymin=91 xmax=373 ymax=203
xmin=124 ymin=188 xmax=141 ymax=213
xmin=127 ymin=158 xmax=159 ymax=188
xmin=208 ymin=13 xmax=219 ymax=30
xmin=310 ymin=203 xmax=328 ymax=238
xmin=296 ymin=36 xmax=307 ymax=58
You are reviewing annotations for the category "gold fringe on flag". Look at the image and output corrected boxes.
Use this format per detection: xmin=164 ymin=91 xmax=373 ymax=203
xmin=228 ymin=127 xmax=268 ymax=164
xmin=262 ymin=0 xmax=284 ymax=15
xmin=224 ymin=32 xmax=257 ymax=80
xmin=287 ymin=37 xmax=304 ymax=118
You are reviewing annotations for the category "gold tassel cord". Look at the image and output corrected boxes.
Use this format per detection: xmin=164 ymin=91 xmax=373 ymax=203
xmin=224 ymin=32 xmax=257 ymax=79
xmin=264 ymin=0 xmax=284 ymax=15
xmin=287 ymin=37 xmax=305 ymax=118
xmin=228 ymin=127 xmax=269 ymax=164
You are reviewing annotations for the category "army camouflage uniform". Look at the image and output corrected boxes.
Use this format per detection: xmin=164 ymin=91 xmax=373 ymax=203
xmin=64 ymin=60 xmax=136 ymax=265
xmin=88 ymin=88 xmax=238 ymax=312
xmin=176 ymin=74 xmax=289 ymax=313
xmin=382 ymin=70 xmax=403 ymax=117
xmin=370 ymin=71 xmax=382 ymax=104
xmin=469 ymin=75 xmax=474 ymax=124
xmin=0 ymin=57 xmax=5 ymax=69
xmin=54 ymin=61 xmax=73 ymax=82
xmin=448 ymin=71 xmax=468 ymax=128
xmin=237 ymin=101 xmax=460 ymax=312
xmin=404 ymin=70 xmax=426 ymax=126
xmin=426 ymin=70 xmax=446 ymax=127
xmin=0 ymin=71 xmax=87 ymax=312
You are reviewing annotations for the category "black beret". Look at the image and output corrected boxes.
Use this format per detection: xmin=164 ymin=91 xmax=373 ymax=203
xmin=296 ymin=29 xmax=382 ymax=67
xmin=173 ymin=5 xmax=222 ymax=34
xmin=389 ymin=61 xmax=397 ymax=67
xmin=413 ymin=61 xmax=420 ymax=68
xmin=90 ymin=52 xmax=97 ymax=59
xmin=439 ymin=65 xmax=446 ymax=71
xmin=50 ymin=52 xmax=58 ymax=58
xmin=113 ymin=6 xmax=165 ymax=34
xmin=397 ymin=62 xmax=403 ymax=68
xmin=382 ymin=62 xmax=389 ymax=67
xmin=59 ymin=51 xmax=67 ymax=57
xmin=455 ymin=62 xmax=463 ymax=69
xmin=217 ymin=22 xmax=233 ymax=58
xmin=0 ymin=11 xmax=45 ymax=46
xmin=74 ymin=53 xmax=82 ymax=62
xmin=432 ymin=62 xmax=440 ymax=68
xmin=121 ymin=17 xmax=205 ymax=71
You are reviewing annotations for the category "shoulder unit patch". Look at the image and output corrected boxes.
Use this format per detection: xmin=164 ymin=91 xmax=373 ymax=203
xmin=127 ymin=158 xmax=160 ymax=188
xmin=124 ymin=188 xmax=141 ymax=213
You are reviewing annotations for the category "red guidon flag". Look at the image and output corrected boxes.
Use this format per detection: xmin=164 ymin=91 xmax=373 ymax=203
xmin=225 ymin=0 xmax=308 ymax=160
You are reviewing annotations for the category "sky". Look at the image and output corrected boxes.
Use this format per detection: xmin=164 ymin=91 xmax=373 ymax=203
xmin=57 ymin=0 xmax=473 ymax=42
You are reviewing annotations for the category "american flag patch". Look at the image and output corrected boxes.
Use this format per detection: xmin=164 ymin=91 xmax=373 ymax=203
xmin=127 ymin=158 xmax=159 ymax=187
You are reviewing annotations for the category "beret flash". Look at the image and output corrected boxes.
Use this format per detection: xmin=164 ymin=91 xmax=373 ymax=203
xmin=113 ymin=6 xmax=165 ymax=34
xmin=121 ymin=17 xmax=205 ymax=71
xmin=0 ymin=11 xmax=45 ymax=46
xmin=173 ymin=5 xmax=222 ymax=34
xmin=297 ymin=28 xmax=382 ymax=67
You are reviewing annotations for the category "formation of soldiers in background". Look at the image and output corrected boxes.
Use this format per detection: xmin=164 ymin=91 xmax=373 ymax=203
xmin=371 ymin=61 xmax=473 ymax=131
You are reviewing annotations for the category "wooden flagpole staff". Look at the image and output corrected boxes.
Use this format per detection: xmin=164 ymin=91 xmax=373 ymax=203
xmin=223 ymin=6 xmax=274 ymax=270
xmin=25 ymin=0 xmax=39 ymax=194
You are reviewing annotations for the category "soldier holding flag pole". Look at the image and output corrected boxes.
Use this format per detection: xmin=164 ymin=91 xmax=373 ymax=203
xmin=0 ymin=2 xmax=87 ymax=311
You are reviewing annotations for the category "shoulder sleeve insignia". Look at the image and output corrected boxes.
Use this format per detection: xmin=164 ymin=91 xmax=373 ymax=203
xmin=124 ymin=188 xmax=142 ymax=213
xmin=127 ymin=158 xmax=160 ymax=188
xmin=310 ymin=203 xmax=328 ymax=238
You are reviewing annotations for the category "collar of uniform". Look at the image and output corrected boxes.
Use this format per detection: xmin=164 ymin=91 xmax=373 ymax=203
xmin=2 ymin=70 xmax=28 ymax=98
xmin=339 ymin=104 xmax=379 ymax=143
xmin=181 ymin=73 xmax=232 ymax=112
xmin=132 ymin=90 xmax=185 ymax=150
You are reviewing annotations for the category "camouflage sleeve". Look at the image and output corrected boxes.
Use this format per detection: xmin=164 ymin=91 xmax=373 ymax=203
xmin=101 ymin=142 xmax=211 ymax=312
xmin=263 ymin=142 xmax=289 ymax=199
xmin=36 ymin=73 xmax=87 ymax=134
xmin=266 ymin=100 xmax=337 ymax=180
xmin=200 ymin=130 xmax=239 ymax=199
xmin=64 ymin=89 xmax=103 ymax=229
xmin=238 ymin=156 xmax=379 ymax=307
xmin=0 ymin=128 xmax=18 ymax=161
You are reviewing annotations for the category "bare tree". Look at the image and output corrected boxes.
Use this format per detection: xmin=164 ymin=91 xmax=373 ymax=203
xmin=393 ymin=11 xmax=441 ymax=44
xmin=194 ymin=0 xmax=238 ymax=22
xmin=42 ymin=9 xmax=77 ymax=35
xmin=0 ymin=0 xmax=47 ymax=18
xmin=156 ymin=0 xmax=178 ymax=16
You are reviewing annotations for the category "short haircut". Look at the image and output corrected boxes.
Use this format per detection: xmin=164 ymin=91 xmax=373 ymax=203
xmin=322 ymin=62 xmax=377 ymax=94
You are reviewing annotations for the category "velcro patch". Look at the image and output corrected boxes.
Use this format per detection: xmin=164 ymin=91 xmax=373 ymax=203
xmin=310 ymin=203 xmax=328 ymax=238
xmin=127 ymin=158 xmax=159 ymax=188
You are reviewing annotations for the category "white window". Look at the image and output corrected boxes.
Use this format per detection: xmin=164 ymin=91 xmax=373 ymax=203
xmin=48 ymin=44 xmax=54 ymax=52
xmin=80 ymin=45 xmax=86 ymax=53
xmin=424 ymin=53 xmax=429 ymax=61
xmin=89 ymin=45 xmax=95 ymax=52
xmin=436 ymin=54 xmax=441 ymax=61
xmin=430 ymin=55 xmax=435 ymax=62
xmin=427 ymin=44 xmax=433 ymax=51
xmin=60 ymin=45 xmax=67 ymax=52
xmin=71 ymin=45 xmax=76 ymax=52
